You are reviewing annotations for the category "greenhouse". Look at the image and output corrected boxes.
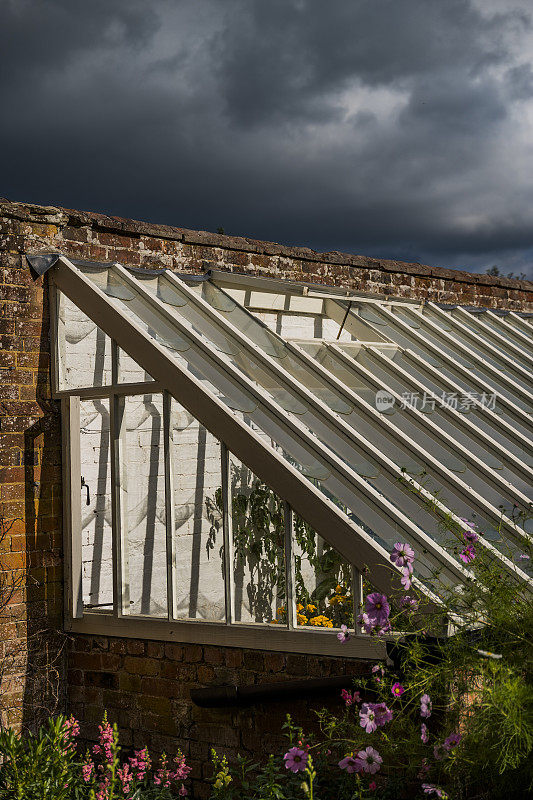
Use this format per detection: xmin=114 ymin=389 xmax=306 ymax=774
xmin=29 ymin=253 xmax=532 ymax=659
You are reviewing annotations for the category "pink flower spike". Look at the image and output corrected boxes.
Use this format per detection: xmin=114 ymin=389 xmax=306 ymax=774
xmin=391 ymin=682 xmax=405 ymax=697
xmin=421 ymin=723 xmax=429 ymax=743
xmin=283 ymin=747 xmax=308 ymax=772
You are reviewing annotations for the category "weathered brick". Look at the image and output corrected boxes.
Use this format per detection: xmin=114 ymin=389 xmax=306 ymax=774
xmin=123 ymin=656 xmax=159 ymax=676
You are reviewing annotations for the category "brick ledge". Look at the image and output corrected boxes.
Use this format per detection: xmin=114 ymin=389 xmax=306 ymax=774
xmin=1 ymin=197 xmax=532 ymax=292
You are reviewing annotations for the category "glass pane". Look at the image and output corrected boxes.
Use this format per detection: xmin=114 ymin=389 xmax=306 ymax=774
xmin=229 ymin=454 xmax=286 ymax=624
xmin=124 ymin=394 xmax=167 ymax=617
xmin=58 ymin=291 xmax=112 ymax=389
xmin=172 ymin=400 xmax=226 ymax=621
xmin=118 ymin=348 xmax=154 ymax=384
xmin=291 ymin=514 xmax=354 ymax=630
xmin=80 ymin=399 xmax=113 ymax=610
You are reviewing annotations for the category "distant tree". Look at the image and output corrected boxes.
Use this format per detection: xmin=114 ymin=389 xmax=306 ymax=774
xmin=486 ymin=265 xmax=527 ymax=280
xmin=216 ymin=226 xmax=225 ymax=235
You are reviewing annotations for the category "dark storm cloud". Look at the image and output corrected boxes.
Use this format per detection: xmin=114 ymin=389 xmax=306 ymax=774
xmin=1 ymin=0 xmax=532 ymax=277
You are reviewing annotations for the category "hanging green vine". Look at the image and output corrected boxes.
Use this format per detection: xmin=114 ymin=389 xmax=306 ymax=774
xmin=206 ymin=470 xmax=354 ymax=628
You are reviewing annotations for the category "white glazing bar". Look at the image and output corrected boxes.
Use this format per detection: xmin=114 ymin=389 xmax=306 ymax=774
xmin=352 ymin=566 xmax=364 ymax=636
xmin=364 ymin=345 xmax=533 ymax=499
xmin=329 ymin=343 xmax=532 ymax=546
xmin=427 ymin=303 xmax=533 ymax=379
xmin=455 ymin=308 xmax=533 ymax=366
xmin=402 ymin=349 xmax=533 ymax=458
xmin=61 ymin=395 xmax=83 ymax=619
xmin=55 ymin=380 xmax=164 ymax=400
xmin=483 ymin=310 xmax=533 ymax=353
xmin=283 ymin=501 xmax=297 ymax=630
xmin=109 ymin=264 xmax=470 ymax=582
xmin=508 ymin=311 xmax=533 ymax=337
xmin=110 ymin=393 xmax=130 ymax=617
xmin=411 ymin=304 xmax=532 ymax=400
xmin=338 ymin=300 xmax=532 ymax=427
xmin=220 ymin=442 xmax=235 ymax=625
xmin=163 ymin=391 xmax=177 ymax=620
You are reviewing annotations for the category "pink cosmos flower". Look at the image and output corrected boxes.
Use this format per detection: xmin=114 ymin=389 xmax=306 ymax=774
xmin=443 ymin=732 xmax=462 ymax=751
xmin=337 ymin=624 xmax=351 ymax=643
xmin=421 ymin=723 xmax=429 ymax=743
xmin=460 ymin=518 xmax=478 ymax=541
xmin=420 ymin=694 xmax=432 ymax=718
xmin=360 ymin=702 xmax=392 ymax=731
xmin=359 ymin=703 xmax=378 ymax=733
xmin=373 ymin=703 xmax=393 ymax=726
xmin=400 ymin=568 xmax=413 ymax=590
xmin=354 ymin=747 xmax=382 ymax=774
xmin=338 ymin=755 xmax=360 ymax=773
xmin=422 ymin=783 xmax=448 ymax=798
xmin=369 ymin=781 xmax=377 ymax=791
xmin=390 ymin=542 xmax=415 ymax=568
xmin=400 ymin=595 xmax=419 ymax=611
xmin=284 ymin=747 xmax=308 ymax=772
xmin=365 ymin=593 xmax=390 ymax=625
xmin=391 ymin=682 xmax=405 ymax=697
xmin=358 ymin=612 xmax=375 ymax=634
xmin=459 ymin=544 xmax=476 ymax=563
xmin=376 ymin=620 xmax=392 ymax=636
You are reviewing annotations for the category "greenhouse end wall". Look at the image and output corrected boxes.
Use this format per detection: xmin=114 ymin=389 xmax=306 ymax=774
xmin=1 ymin=198 xmax=532 ymax=797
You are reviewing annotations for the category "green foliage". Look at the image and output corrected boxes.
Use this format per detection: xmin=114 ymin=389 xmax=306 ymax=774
xmin=0 ymin=716 xmax=80 ymax=800
xmin=0 ymin=714 xmax=190 ymax=800
xmin=205 ymin=502 xmax=533 ymax=800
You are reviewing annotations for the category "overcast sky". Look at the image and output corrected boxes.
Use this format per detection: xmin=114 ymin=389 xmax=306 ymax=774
xmin=2 ymin=0 xmax=533 ymax=277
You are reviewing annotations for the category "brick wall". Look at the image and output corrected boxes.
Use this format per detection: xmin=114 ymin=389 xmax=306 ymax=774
xmin=2 ymin=198 xmax=532 ymax=309
xmin=1 ymin=197 xmax=532 ymax=795
xmin=0 ymin=208 xmax=64 ymax=730
xmin=69 ymin=634 xmax=367 ymax=799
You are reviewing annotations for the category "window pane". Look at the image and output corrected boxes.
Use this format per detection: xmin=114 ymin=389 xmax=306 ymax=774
xmin=124 ymin=394 xmax=167 ymax=617
xmin=229 ymin=454 xmax=286 ymax=625
xmin=80 ymin=399 xmax=113 ymax=610
xmin=290 ymin=514 xmax=354 ymax=630
xmin=58 ymin=291 xmax=112 ymax=389
xmin=172 ymin=400 xmax=226 ymax=621
xmin=118 ymin=348 xmax=154 ymax=384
